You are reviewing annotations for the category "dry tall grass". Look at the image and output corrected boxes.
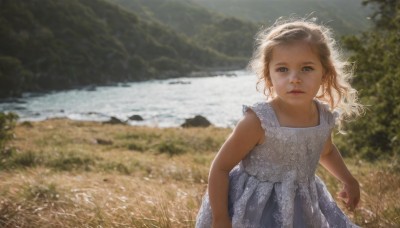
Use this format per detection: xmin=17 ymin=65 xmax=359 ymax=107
xmin=0 ymin=119 xmax=399 ymax=227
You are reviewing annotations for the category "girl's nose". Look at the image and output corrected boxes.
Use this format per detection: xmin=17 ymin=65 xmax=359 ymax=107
xmin=289 ymin=72 xmax=301 ymax=84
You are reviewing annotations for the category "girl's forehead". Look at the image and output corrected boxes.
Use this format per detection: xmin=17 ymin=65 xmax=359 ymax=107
xmin=270 ymin=41 xmax=320 ymax=61
xmin=273 ymin=41 xmax=316 ymax=52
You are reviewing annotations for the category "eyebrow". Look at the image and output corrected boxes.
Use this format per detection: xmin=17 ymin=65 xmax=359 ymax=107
xmin=273 ymin=61 xmax=317 ymax=66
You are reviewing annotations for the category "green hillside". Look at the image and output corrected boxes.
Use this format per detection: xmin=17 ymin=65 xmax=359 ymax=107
xmin=110 ymin=0 xmax=258 ymax=58
xmin=110 ymin=0 xmax=220 ymax=37
xmin=0 ymin=0 xmax=374 ymax=98
xmin=110 ymin=0 xmax=372 ymax=62
xmin=0 ymin=0 xmax=243 ymax=98
xmin=189 ymin=0 xmax=372 ymax=35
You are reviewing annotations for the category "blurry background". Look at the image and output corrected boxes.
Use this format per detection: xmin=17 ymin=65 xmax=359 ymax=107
xmin=0 ymin=0 xmax=371 ymax=98
xmin=0 ymin=1 xmax=399 ymax=227
xmin=0 ymin=0 xmax=399 ymax=169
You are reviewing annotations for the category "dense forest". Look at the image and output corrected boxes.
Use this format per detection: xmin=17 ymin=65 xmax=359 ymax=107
xmin=0 ymin=0 xmax=245 ymax=98
xmin=110 ymin=0 xmax=259 ymax=58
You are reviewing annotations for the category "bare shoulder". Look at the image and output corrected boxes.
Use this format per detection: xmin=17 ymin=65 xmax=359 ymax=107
xmin=320 ymin=132 xmax=334 ymax=157
xmin=210 ymin=108 xmax=266 ymax=171
xmin=233 ymin=108 xmax=265 ymax=145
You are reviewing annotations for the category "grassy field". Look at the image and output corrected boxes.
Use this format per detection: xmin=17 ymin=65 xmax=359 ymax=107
xmin=0 ymin=119 xmax=399 ymax=227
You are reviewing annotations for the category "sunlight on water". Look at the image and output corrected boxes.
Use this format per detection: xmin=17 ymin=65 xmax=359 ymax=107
xmin=0 ymin=70 xmax=266 ymax=127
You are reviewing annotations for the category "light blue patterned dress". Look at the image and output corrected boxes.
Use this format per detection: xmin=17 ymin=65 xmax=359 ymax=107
xmin=196 ymin=100 xmax=359 ymax=228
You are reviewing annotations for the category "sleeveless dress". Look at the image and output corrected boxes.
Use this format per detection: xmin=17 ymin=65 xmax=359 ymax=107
xmin=196 ymin=100 xmax=359 ymax=228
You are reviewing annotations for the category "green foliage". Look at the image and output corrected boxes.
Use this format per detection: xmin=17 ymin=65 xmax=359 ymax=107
xmin=23 ymin=182 xmax=59 ymax=202
xmin=48 ymin=151 xmax=95 ymax=171
xmin=152 ymin=57 xmax=186 ymax=71
xmin=118 ymin=128 xmax=227 ymax=156
xmin=110 ymin=0 xmax=219 ymax=36
xmin=0 ymin=0 xmax=241 ymax=98
xmin=340 ymin=0 xmax=400 ymax=160
xmin=1 ymin=149 xmax=96 ymax=171
xmin=11 ymin=150 xmax=37 ymax=168
xmin=0 ymin=56 xmax=32 ymax=97
xmin=127 ymin=141 xmax=147 ymax=152
xmin=101 ymin=161 xmax=131 ymax=174
xmin=362 ymin=0 xmax=400 ymax=30
xmin=195 ymin=17 xmax=257 ymax=58
xmin=0 ymin=112 xmax=18 ymax=161
xmin=157 ymin=140 xmax=186 ymax=156
xmin=111 ymin=0 xmax=257 ymax=59
xmin=191 ymin=0 xmax=372 ymax=35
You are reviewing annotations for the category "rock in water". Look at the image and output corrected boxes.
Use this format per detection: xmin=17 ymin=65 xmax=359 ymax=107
xmin=181 ymin=115 xmax=211 ymax=127
xmin=103 ymin=116 xmax=126 ymax=125
xmin=128 ymin=114 xmax=144 ymax=121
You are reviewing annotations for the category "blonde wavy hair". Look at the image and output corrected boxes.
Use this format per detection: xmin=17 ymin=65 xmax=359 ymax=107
xmin=248 ymin=18 xmax=363 ymax=129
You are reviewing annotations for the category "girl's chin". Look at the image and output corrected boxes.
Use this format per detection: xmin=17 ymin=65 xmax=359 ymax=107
xmin=274 ymin=97 xmax=315 ymax=105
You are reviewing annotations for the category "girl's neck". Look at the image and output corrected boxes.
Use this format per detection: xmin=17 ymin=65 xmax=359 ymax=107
xmin=271 ymin=98 xmax=319 ymax=127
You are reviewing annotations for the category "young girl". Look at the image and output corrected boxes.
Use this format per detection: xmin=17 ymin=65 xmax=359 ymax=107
xmin=196 ymin=18 xmax=363 ymax=228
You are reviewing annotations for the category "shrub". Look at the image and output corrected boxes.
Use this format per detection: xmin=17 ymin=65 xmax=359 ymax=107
xmin=157 ymin=140 xmax=186 ymax=156
xmin=0 ymin=112 xmax=18 ymax=166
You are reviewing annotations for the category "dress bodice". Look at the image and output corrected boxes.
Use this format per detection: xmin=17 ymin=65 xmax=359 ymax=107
xmin=241 ymin=100 xmax=337 ymax=183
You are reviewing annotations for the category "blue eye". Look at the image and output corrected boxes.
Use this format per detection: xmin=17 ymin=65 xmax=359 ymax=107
xmin=302 ymin=66 xmax=314 ymax=72
xmin=276 ymin=67 xmax=288 ymax=72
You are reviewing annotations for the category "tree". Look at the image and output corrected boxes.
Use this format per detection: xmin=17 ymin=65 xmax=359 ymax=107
xmin=340 ymin=0 xmax=400 ymax=160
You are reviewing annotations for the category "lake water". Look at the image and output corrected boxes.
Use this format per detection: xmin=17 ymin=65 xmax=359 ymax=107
xmin=0 ymin=70 xmax=267 ymax=128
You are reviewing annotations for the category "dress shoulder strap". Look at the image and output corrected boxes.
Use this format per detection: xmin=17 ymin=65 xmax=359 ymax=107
xmin=242 ymin=102 xmax=279 ymax=131
xmin=315 ymin=100 xmax=339 ymax=129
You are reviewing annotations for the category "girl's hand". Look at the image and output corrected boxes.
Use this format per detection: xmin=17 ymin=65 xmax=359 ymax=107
xmin=337 ymin=178 xmax=360 ymax=211
xmin=212 ymin=216 xmax=232 ymax=228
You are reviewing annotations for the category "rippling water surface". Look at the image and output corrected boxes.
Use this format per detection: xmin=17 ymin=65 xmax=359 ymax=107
xmin=0 ymin=70 xmax=266 ymax=127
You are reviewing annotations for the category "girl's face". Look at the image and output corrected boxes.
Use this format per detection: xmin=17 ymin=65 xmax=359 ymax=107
xmin=268 ymin=41 xmax=324 ymax=106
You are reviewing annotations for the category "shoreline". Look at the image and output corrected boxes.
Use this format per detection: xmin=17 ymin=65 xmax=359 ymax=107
xmin=0 ymin=68 xmax=247 ymax=101
xmin=16 ymin=116 xmax=232 ymax=129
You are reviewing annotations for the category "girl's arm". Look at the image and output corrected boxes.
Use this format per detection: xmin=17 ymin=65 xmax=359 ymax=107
xmin=208 ymin=109 xmax=264 ymax=227
xmin=319 ymin=135 xmax=360 ymax=211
